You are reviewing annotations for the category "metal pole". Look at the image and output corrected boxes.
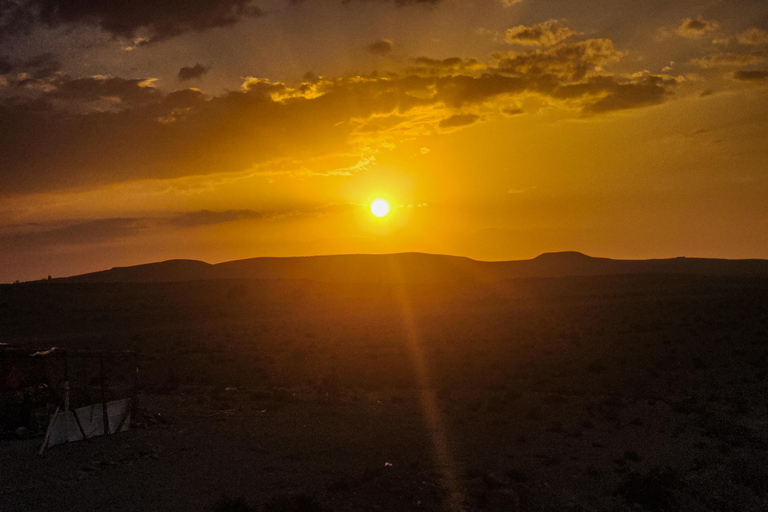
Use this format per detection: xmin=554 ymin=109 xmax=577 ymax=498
xmin=100 ymin=354 xmax=110 ymax=435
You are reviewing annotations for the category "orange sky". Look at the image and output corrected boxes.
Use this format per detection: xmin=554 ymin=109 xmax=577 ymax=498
xmin=1 ymin=0 xmax=767 ymax=281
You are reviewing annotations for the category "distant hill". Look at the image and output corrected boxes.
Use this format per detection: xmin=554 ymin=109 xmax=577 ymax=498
xmin=56 ymin=252 xmax=768 ymax=284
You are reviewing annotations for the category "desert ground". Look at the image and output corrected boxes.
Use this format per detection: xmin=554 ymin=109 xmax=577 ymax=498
xmin=2 ymin=272 xmax=768 ymax=511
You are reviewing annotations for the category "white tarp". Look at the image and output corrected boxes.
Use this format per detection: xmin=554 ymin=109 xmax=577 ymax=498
xmin=42 ymin=398 xmax=131 ymax=450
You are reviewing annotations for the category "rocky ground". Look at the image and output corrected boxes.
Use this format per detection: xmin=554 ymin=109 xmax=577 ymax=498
xmin=2 ymin=274 xmax=767 ymax=511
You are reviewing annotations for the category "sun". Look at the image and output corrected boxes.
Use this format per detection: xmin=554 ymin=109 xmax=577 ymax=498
xmin=370 ymin=198 xmax=391 ymax=218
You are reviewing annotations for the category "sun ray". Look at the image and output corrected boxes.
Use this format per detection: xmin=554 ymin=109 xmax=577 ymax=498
xmin=386 ymin=256 xmax=464 ymax=512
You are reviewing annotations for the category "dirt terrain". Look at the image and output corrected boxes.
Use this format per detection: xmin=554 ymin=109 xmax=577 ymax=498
xmin=2 ymin=271 xmax=768 ymax=511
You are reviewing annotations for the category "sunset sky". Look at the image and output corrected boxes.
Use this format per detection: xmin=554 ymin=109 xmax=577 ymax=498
xmin=1 ymin=0 xmax=767 ymax=282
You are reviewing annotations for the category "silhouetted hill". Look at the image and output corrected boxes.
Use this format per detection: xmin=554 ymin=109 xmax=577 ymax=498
xmin=71 ymin=259 xmax=217 ymax=283
xmin=57 ymin=252 xmax=768 ymax=284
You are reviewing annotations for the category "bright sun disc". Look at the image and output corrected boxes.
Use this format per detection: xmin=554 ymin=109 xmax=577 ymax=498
xmin=370 ymin=199 xmax=390 ymax=218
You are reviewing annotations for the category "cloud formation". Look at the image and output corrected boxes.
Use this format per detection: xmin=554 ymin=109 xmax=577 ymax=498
xmin=676 ymin=17 xmax=719 ymax=39
xmin=505 ymin=20 xmax=578 ymax=46
xmin=49 ymin=76 xmax=162 ymax=106
xmin=0 ymin=217 xmax=151 ymax=250
xmin=406 ymin=56 xmax=485 ymax=75
xmin=0 ymin=31 xmax=679 ymax=195
xmin=494 ymin=39 xmax=624 ymax=80
xmin=438 ymin=113 xmax=480 ymax=129
xmin=367 ymin=39 xmax=393 ymax=56
xmin=178 ymin=64 xmax=209 ymax=81
xmin=0 ymin=52 xmax=60 ymax=76
xmin=735 ymin=28 xmax=768 ymax=46
xmin=693 ymin=53 xmax=764 ymax=68
xmin=733 ymin=69 xmax=768 ymax=81
xmin=576 ymin=75 xmax=677 ymax=113
xmin=1 ymin=205 xmax=361 ymax=251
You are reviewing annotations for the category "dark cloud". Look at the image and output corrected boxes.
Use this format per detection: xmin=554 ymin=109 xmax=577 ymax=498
xmin=0 ymin=1 xmax=37 ymax=39
xmin=0 ymin=64 xmax=678 ymax=193
xmin=0 ymin=34 xmax=679 ymax=195
xmin=0 ymin=53 xmax=61 ymax=94
xmin=0 ymin=218 xmax=150 ymax=250
xmin=50 ymin=76 xmax=162 ymax=106
xmin=178 ymin=64 xmax=209 ymax=81
xmin=303 ymin=71 xmax=321 ymax=83
xmin=578 ymin=75 xmax=677 ymax=113
xmin=733 ymin=69 xmax=768 ymax=80
xmin=1 ymin=206 xmax=360 ymax=250
xmin=0 ymin=52 xmax=60 ymax=76
xmin=0 ymin=0 xmax=262 ymax=44
xmin=169 ymin=209 xmax=266 ymax=227
xmin=0 ymin=213 xmax=256 ymax=250
xmin=0 ymin=86 xmax=212 ymax=192
xmin=438 ymin=114 xmax=480 ymax=129
xmin=0 ymin=57 xmax=178 ymax=111
xmin=423 ymin=74 xmax=520 ymax=107
xmin=161 ymin=205 xmax=359 ymax=229
xmin=502 ymin=107 xmax=525 ymax=116
xmin=676 ymin=17 xmax=719 ymax=39
xmin=367 ymin=39 xmax=393 ymax=56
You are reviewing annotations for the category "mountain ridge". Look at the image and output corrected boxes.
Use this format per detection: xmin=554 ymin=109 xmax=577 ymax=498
xmin=50 ymin=251 xmax=768 ymax=284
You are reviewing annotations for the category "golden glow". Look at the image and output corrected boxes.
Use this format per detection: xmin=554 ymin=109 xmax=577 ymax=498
xmin=4 ymin=5 xmax=768 ymax=284
xmin=370 ymin=199 xmax=391 ymax=218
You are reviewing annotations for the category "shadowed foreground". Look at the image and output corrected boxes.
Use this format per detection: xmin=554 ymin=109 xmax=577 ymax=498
xmin=2 ymin=269 xmax=768 ymax=511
